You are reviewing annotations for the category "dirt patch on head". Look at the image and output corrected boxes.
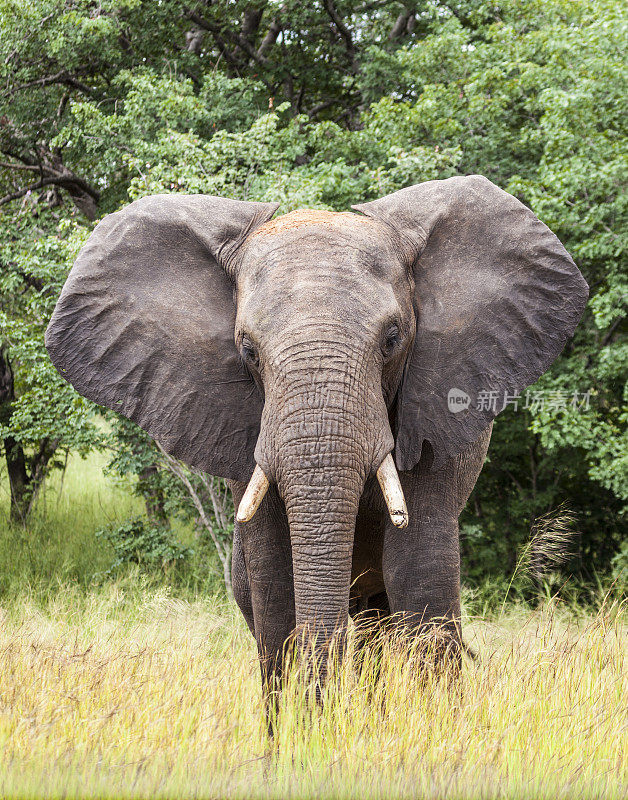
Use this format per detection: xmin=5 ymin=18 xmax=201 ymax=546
xmin=252 ymin=208 xmax=372 ymax=237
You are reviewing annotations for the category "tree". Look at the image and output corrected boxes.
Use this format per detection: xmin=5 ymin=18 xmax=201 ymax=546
xmin=0 ymin=216 xmax=102 ymax=521
xmin=0 ymin=0 xmax=625 ymax=585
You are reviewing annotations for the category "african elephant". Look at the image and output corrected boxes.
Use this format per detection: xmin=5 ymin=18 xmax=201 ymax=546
xmin=46 ymin=176 xmax=588 ymax=699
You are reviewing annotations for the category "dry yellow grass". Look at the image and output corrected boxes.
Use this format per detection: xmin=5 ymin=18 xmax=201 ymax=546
xmin=0 ymin=587 xmax=625 ymax=799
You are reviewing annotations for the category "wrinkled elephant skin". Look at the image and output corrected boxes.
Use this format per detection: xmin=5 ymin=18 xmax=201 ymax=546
xmin=45 ymin=177 xmax=589 ymax=701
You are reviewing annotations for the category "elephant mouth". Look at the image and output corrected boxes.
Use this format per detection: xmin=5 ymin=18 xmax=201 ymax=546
xmin=237 ymin=453 xmax=408 ymax=529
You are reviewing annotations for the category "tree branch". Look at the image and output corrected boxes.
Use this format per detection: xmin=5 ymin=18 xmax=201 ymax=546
xmin=0 ymin=161 xmax=41 ymax=172
xmin=307 ymin=98 xmax=340 ymax=117
xmin=323 ymin=0 xmax=356 ymax=58
xmin=257 ymin=14 xmax=282 ymax=58
xmin=183 ymin=8 xmax=242 ymax=72
xmin=0 ymin=177 xmax=58 ymax=206
xmin=234 ymin=30 xmax=268 ymax=66
xmin=2 ymin=69 xmax=93 ymax=99
xmin=240 ymin=6 xmax=264 ymax=41
xmin=0 ymin=146 xmax=38 ymax=168
xmin=389 ymin=8 xmax=414 ymax=40
xmin=156 ymin=442 xmax=233 ymax=595
xmin=601 ymin=313 xmax=626 ymax=347
xmin=0 ymin=165 xmax=100 ymax=219
xmin=192 ymin=468 xmax=230 ymax=532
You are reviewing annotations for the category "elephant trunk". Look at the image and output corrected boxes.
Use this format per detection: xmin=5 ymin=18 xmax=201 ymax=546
xmin=278 ymin=441 xmax=364 ymax=685
xmin=244 ymin=326 xmax=399 ymax=689
xmin=253 ymin=349 xmax=393 ymax=686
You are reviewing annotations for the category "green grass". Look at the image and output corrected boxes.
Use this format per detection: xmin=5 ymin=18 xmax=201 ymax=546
xmin=0 ymin=451 xmax=226 ymax=598
xmin=0 ymin=455 xmax=626 ymax=798
xmin=0 ymin=450 xmax=143 ymax=595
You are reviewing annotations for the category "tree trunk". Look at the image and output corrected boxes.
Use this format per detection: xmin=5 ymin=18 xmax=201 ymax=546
xmin=4 ymin=435 xmax=30 ymax=524
xmin=0 ymin=347 xmax=30 ymax=523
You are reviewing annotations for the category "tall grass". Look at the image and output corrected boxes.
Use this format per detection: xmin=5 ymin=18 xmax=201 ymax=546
xmin=0 ymin=454 xmax=626 ymax=798
xmin=0 ymin=587 xmax=625 ymax=799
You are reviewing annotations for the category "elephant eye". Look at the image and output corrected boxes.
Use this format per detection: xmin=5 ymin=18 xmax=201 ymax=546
xmin=240 ymin=335 xmax=259 ymax=369
xmin=382 ymin=323 xmax=401 ymax=357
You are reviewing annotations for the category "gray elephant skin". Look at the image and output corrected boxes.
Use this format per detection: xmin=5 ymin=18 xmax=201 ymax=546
xmin=45 ymin=176 xmax=588 ymax=700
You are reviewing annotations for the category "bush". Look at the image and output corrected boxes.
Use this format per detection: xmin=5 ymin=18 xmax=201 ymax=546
xmin=95 ymin=518 xmax=193 ymax=575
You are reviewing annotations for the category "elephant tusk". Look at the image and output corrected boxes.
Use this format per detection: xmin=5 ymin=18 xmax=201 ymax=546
xmin=236 ymin=464 xmax=269 ymax=523
xmin=377 ymin=454 xmax=408 ymax=529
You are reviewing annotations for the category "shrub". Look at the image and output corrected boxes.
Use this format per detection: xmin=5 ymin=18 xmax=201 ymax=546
xmin=95 ymin=518 xmax=193 ymax=575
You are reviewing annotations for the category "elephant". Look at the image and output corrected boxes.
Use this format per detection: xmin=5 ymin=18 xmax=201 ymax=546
xmin=45 ymin=175 xmax=588 ymax=702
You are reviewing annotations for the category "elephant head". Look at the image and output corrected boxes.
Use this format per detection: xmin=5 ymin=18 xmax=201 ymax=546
xmin=46 ymin=177 xmax=588 ymax=661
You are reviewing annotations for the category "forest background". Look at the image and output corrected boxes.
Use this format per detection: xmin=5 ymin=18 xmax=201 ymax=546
xmin=0 ymin=0 xmax=626 ymax=603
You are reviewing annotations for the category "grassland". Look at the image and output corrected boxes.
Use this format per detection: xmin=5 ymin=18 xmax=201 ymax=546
xmin=0 ymin=455 xmax=626 ymax=799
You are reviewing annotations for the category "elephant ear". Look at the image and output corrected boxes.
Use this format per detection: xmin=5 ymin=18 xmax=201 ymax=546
xmin=46 ymin=193 xmax=278 ymax=481
xmin=353 ymin=175 xmax=588 ymax=472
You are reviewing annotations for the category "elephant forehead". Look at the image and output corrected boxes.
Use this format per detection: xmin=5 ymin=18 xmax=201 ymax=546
xmin=252 ymin=208 xmax=374 ymax=237
xmin=243 ymin=208 xmax=400 ymax=276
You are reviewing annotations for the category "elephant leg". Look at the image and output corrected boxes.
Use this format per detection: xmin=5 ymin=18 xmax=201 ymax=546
xmin=382 ymin=427 xmax=492 ymax=660
xmin=229 ymin=480 xmax=295 ymax=711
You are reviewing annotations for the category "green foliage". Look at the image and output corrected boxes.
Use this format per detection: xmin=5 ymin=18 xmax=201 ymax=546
xmin=104 ymin=416 xmax=184 ymax=521
xmin=0 ymin=0 xmax=626 ymax=587
xmin=0 ymin=215 xmax=103 ymax=518
xmin=95 ymin=517 xmax=193 ymax=575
